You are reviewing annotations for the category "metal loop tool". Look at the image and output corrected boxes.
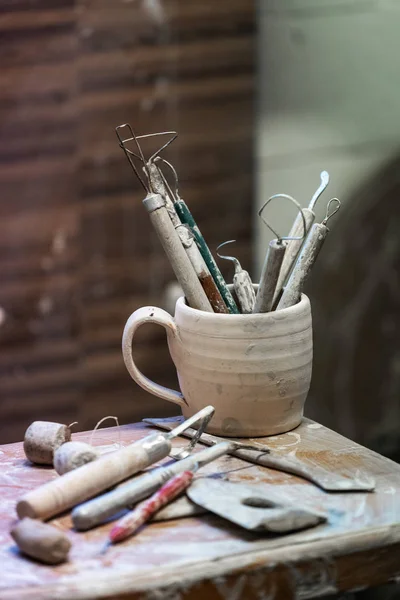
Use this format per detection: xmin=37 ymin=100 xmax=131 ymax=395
xmin=254 ymin=194 xmax=307 ymax=313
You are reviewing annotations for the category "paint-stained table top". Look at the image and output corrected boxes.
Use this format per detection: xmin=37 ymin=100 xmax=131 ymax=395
xmin=0 ymin=418 xmax=400 ymax=599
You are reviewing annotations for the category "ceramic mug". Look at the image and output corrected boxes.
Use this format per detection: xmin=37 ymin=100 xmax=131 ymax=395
xmin=122 ymin=291 xmax=313 ymax=437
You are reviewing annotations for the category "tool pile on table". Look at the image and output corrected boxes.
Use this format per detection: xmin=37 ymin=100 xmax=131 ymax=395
xmin=11 ymin=406 xmax=375 ymax=565
xmin=116 ymin=125 xmax=341 ymax=315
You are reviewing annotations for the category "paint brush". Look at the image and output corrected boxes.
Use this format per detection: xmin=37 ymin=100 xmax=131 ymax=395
xmin=109 ymin=470 xmax=195 ymax=543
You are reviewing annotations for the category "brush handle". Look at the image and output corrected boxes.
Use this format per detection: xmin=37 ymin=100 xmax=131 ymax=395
xmin=109 ymin=471 xmax=194 ymax=543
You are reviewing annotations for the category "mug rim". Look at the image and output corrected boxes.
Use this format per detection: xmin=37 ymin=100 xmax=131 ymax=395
xmin=176 ymin=293 xmax=310 ymax=320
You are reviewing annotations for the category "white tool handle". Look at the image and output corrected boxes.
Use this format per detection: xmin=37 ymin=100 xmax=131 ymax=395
xmin=278 ymin=223 xmax=328 ymax=310
xmin=253 ymin=239 xmax=286 ymax=313
xmin=233 ymin=270 xmax=256 ymax=314
xmin=145 ymin=195 xmax=212 ymax=313
xmin=272 ymin=208 xmax=315 ymax=305
xmin=16 ymin=433 xmax=170 ymax=521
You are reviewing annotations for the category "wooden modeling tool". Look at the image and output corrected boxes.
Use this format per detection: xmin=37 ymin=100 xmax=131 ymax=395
xmin=72 ymin=440 xmax=257 ymax=531
xmin=278 ymin=198 xmax=341 ymax=310
xmin=188 ymin=479 xmax=326 ymax=533
xmin=16 ymin=406 xmax=214 ymax=521
xmin=272 ymin=171 xmax=330 ymax=306
xmin=109 ymin=470 xmax=195 ymax=543
xmin=142 ymin=193 xmax=212 ymax=312
xmin=143 ymin=416 xmax=375 ymax=492
xmin=216 ymin=240 xmax=256 ymax=314
xmin=253 ymin=193 xmax=306 ymax=314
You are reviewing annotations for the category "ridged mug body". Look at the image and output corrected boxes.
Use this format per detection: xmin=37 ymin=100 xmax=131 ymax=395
xmin=168 ymin=294 xmax=313 ymax=437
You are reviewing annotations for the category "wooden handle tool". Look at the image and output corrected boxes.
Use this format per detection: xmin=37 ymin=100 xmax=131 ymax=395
xmin=277 ymin=198 xmax=341 ymax=310
xmin=144 ymin=194 xmax=212 ymax=312
xmin=253 ymin=239 xmax=286 ymax=313
xmin=255 ymin=193 xmax=308 ymax=312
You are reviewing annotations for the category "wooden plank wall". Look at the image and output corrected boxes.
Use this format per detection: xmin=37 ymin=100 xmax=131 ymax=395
xmin=0 ymin=0 xmax=255 ymax=443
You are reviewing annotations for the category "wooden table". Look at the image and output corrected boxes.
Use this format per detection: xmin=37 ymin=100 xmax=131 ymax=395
xmin=1 ymin=418 xmax=400 ymax=599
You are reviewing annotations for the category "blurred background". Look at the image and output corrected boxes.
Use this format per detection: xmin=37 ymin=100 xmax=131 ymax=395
xmin=0 ymin=0 xmax=399 ymax=464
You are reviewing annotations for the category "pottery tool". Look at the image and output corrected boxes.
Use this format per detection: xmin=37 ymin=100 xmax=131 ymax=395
xmin=175 ymin=222 xmax=228 ymax=313
xmin=16 ymin=406 xmax=215 ymax=521
xmin=72 ymin=440 xmax=250 ymax=530
xmin=116 ymin=125 xmax=211 ymax=312
xmin=156 ymin=156 xmax=239 ymax=314
xmin=278 ymin=198 xmax=341 ymax=310
xmin=272 ymin=171 xmax=330 ymax=306
xmin=10 ymin=518 xmax=71 ymax=565
xmin=109 ymin=470 xmax=195 ymax=543
xmin=116 ymin=125 xmax=227 ymax=313
xmin=143 ymin=416 xmax=376 ymax=492
xmin=23 ymin=421 xmax=72 ymax=466
xmin=253 ymin=194 xmax=307 ymax=314
xmin=188 ymin=479 xmax=326 ymax=533
xmin=216 ymin=240 xmax=256 ymax=313
xmin=142 ymin=192 xmax=212 ymax=312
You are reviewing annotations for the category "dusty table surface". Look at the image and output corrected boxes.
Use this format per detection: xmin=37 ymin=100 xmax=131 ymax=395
xmin=0 ymin=418 xmax=400 ymax=600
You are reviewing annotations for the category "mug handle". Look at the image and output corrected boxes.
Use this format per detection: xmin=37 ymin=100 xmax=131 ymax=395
xmin=122 ymin=306 xmax=187 ymax=408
